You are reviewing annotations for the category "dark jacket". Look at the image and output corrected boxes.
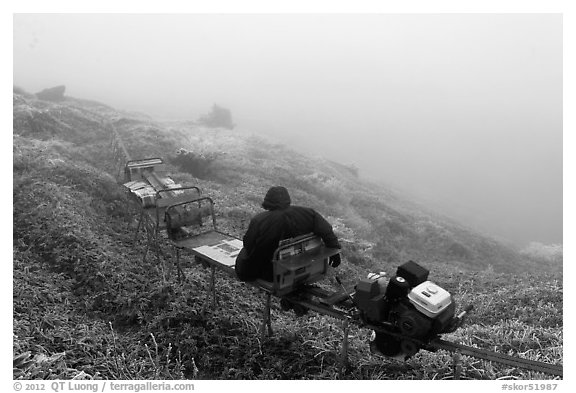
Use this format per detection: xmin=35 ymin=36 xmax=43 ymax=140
xmin=237 ymin=205 xmax=341 ymax=282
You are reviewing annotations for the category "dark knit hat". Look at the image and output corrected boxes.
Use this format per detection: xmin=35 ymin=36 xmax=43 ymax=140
xmin=262 ymin=186 xmax=291 ymax=210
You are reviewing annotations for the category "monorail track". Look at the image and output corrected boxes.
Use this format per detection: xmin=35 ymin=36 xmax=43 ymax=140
xmin=275 ymin=287 xmax=563 ymax=377
xmin=429 ymin=339 xmax=563 ymax=377
xmin=107 ymin=124 xmax=563 ymax=379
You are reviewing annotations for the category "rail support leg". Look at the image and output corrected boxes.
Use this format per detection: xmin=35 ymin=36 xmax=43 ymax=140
xmin=201 ymin=266 xmax=217 ymax=314
xmin=154 ymin=232 xmax=164 ymax=280
xmin=210 ymin=266 xmax=217 ymax=308
xmin=133 ymin=210 xmax=144 ymax=244
xmin=175 ymin=248 xmax=185 ymax=283
xmin=453 ymin=349 xmax=461 ymax=380
xmin=260 ymin=292 xmax=273 ymax=341
xmin=339 ymin=319 xmax=350 ymax=379
xmin=154 ymin=232 xmax=171 ymax=283
xmin=142 ymin=227 xmax=151 ymax=263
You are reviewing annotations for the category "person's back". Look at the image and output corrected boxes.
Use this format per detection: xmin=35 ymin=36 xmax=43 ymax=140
xmin=236 ymin=186 xmax=341 ymax=281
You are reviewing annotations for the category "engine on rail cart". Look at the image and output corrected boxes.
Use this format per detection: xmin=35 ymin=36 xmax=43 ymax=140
xmin=353 ymin=260 xmax=459 ymax=360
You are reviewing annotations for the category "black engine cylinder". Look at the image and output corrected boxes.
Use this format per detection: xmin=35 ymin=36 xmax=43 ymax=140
xmin=385 ymin=276 xmax=411 ymax=301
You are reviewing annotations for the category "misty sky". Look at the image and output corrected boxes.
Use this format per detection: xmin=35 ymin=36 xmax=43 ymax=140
xmin=12 ymin=13 xmax=563 ymax=247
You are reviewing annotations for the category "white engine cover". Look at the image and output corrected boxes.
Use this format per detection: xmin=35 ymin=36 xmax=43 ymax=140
xmin=407 ymin=281 xmax=452 ymax=318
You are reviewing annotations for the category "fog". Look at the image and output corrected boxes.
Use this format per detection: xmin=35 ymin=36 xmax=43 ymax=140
xmin=13 ymin=13 xmax=563 ymax=247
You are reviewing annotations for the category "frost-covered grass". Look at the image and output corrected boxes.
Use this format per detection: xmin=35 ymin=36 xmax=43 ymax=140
xmin=13 ymin=93 xmax=562 ymax=380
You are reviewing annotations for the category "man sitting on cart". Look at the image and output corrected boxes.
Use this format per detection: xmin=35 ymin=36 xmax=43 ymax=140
xmin=235 ymin=186 xmax=341 ymax=282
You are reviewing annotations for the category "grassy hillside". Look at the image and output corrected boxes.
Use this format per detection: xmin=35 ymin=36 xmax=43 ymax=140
xmin=12 ymin=91 xmax=562 ymax=380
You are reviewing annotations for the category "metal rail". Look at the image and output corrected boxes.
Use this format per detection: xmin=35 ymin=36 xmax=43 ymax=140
xmin=283 ymin=294 xmax=563 ymax=377
xmin=362 ymin=320 xmax=563 ymax=377
xmin=429 ymin=339 xmax=563 ymax=377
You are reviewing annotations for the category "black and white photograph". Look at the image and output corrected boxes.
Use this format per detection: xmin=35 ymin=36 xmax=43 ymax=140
xmin=8 ymin=1 xmax=567 ymax=388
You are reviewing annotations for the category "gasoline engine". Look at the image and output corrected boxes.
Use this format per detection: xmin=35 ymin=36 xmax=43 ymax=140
xmin=353 ymin=260 xmax=467 ymax=360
